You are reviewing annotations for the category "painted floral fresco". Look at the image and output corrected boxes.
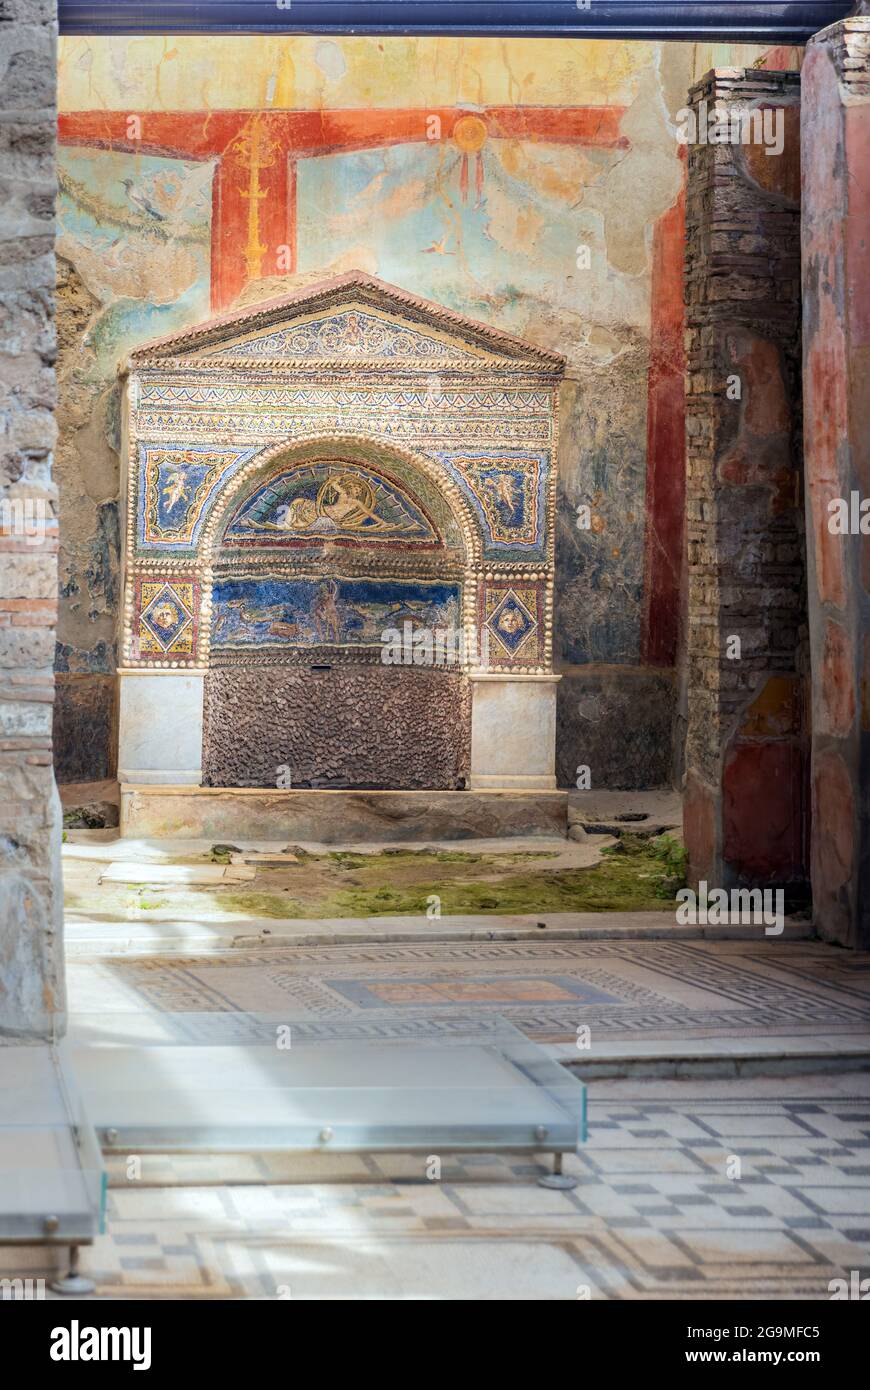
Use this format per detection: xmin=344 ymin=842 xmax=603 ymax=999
xmin=57 ymin=147 xmax=212 ymax=372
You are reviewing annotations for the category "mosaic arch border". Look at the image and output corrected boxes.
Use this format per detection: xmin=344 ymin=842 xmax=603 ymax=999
xmin=204 ymin=432 xmax=500 ymax=675
xmin=200 ymin=432 xmax=482 ymax=671
xmin=123 ymin=430 xmax=557 ymax=675
xmin=198 ymin=432 xmax=486 ymax=565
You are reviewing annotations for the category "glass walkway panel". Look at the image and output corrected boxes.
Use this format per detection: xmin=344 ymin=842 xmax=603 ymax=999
xmin=66 ymin=1013 xmax=586 ymax=1173
xmin=0 ymin=1012 xmax=583 ymax=1285
xmin=0 ymin=1043 xmax=106 ymax=1291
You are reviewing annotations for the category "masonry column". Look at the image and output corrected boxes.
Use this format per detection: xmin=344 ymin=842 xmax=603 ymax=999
xmin=0 ymin=0 xmax=64 ymax=1035
xmin=683 ymin=68 xmax=809 ymax=894
xmin=801 ymin=17 xmax=870 ymax=948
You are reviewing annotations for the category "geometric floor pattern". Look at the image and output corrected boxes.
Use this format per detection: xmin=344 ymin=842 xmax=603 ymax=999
xmin=67 ymin=938 xmax=870 ymax=1042
xmin=52 ymin=1076 xmax=870 ymax=1299
xmin=42 ymin=940 xmax=869 ymax=1298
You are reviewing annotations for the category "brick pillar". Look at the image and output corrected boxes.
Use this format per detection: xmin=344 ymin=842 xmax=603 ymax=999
xmin=801 ymin=18 xmax=870 ymax=948
xmin=683 ymin=69 xmax=809 ymax=894
xmin=0 ymin=0 xmax=64 ymax=1036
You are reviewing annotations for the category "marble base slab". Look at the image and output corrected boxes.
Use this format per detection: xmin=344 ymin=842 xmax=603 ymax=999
xmin=119 ymin=786 xmax=568 ymax=842
xmin=469 ymin=675 xmax=560 ymax=791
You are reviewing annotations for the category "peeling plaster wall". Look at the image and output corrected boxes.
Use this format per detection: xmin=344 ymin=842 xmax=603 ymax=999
xmin=56 ymin=36 xmax=796 ymax=790
xmin=53 ymin=255 xmax=120 ymax=780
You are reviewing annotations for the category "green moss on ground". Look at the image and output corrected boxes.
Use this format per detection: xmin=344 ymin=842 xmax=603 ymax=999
xmin=216 ymin=834 xmax=686 ymax=920
xmin=67 ymin=835 xmax=687 ymax=923
xmin=209 ymin=892 xmax=306 ymax=919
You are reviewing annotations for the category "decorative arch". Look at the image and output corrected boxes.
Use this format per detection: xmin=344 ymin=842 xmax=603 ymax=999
xmin=199 ymin=431 xmax=484 ymax=567
xmin=220 ymin=460 xmax=442 ymax=552
xmin=189 ymin=432 xmax=489 ymax=683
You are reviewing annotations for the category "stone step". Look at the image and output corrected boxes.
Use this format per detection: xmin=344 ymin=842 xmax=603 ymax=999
xmin=569 ymin=816 xmax=679 ymax=839
xmin=64 ymin=910 xmax=816 ymax=955
xmin=554 ymin=1033 xmax=870 ymax=1081
xmin=97 ymin=861 xmax=256 ymax=886
xmin=120 ymin=785 xmax=570 ymax=842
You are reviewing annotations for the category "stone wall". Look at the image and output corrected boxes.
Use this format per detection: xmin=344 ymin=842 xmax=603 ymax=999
xmin=0 ymin=0 xmax=64 ymax=1037
xmin=801 ymin=18 xmax=870 ymax=947
xmin=683 ymin=68 xmax=809 ymax=890
xmin=556 ymin=665 xmax=676 ymax=790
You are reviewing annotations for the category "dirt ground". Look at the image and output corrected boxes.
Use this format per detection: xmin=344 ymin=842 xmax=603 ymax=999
xmin=63 ymin=835 xmax=687 ymax=922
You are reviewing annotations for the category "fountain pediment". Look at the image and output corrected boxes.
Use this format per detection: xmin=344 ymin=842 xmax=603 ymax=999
xmin=127 ymin=270 xmax=566 ymax=372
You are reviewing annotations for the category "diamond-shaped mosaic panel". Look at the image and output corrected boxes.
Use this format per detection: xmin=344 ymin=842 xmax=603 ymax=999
xmin=481 ymin=584 xmax=543 ymax=665
xmin=136 ymin=579 xmax=198 ymax=659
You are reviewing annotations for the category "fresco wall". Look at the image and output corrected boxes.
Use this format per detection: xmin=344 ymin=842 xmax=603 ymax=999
xmin=55 ymin=34 xmax=798 ymax=788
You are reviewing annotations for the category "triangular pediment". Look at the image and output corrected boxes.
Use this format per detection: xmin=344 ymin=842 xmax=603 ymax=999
xmin=127 ymin=271 xmax=565 ymax=373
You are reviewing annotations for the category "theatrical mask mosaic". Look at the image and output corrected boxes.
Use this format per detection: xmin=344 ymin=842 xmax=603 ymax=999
xmin=481 ymin=583 xmax=545 ymax=666
xmin=122 ymin=273 xmax=563 ymax=675
xmin=132 ymin=578 xmax=199 ymax=659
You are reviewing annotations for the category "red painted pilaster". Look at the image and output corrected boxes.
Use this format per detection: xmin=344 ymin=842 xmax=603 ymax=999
xmin=801 ymin=17 xmax=870 ymax=947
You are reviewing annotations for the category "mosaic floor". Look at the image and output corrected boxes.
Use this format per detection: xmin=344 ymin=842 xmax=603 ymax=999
xmin=67 ymin=938 xmax=870 ymax=1043
xmin=34 ymin=938 xmax=867 ymax=1299
xmin=19 ymin=1076 xmax=868 ymax=1300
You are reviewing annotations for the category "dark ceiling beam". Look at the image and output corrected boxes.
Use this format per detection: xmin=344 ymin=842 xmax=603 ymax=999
xmin=58 ymin=1 xmax=851 ymax=44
